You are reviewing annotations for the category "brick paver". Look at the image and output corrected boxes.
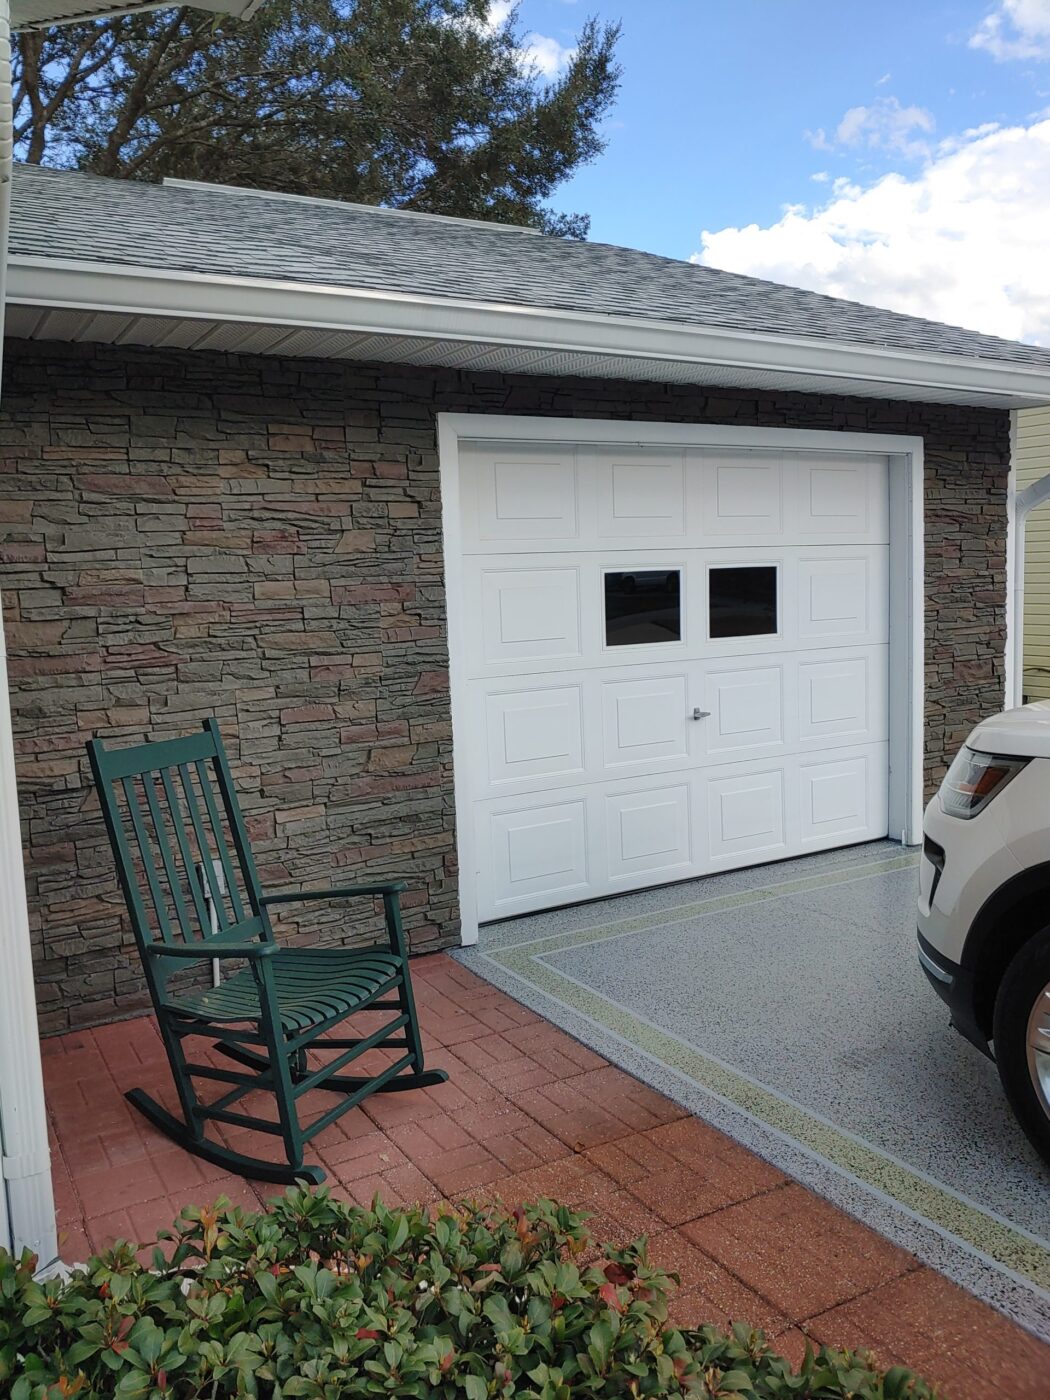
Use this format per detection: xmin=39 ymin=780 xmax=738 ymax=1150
xmin=41 ymin=952 xmax=1050 ymax=1400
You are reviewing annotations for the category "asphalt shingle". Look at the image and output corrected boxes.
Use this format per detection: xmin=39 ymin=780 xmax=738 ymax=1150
xmin=14 ymin=163 xmax=1050 ymax=369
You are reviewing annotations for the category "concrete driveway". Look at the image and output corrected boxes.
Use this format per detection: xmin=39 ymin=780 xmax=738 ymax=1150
xmin=460 ymin=840 xmax=1050 ymax=1340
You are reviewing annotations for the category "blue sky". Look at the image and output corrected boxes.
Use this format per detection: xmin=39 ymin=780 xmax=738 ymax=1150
xmin=509 ymin=0 xmax=1050 ymax=342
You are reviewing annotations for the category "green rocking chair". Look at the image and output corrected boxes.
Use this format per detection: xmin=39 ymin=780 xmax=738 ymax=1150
xmin=87 ymin=718 xmax=447 ymax=1184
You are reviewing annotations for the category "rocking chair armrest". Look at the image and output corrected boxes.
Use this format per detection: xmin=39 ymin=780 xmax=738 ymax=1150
xmin=260 ymin=881 xmax=407 ymax=907
xmin=144 ymin=940 xmax=279 ymax=961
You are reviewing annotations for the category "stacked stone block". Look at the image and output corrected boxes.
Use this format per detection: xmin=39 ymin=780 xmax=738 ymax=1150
xmin=0 ymin=341 xmax=1010 ymax=1030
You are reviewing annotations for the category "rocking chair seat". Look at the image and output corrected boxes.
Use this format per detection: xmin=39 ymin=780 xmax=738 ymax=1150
xmin=168 ymin=947 xmax=404 ymax=1033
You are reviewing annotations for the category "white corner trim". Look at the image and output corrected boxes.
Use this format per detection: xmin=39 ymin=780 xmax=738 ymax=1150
xmin=437 ymin=416 xmax=479 ymax=947
xmin=0 ymin=589 xmax=57 ymax=1265
xmin=438 ymin=414 xmax=926 ymax=946
xmin=10 ymin=255 xmax=1050 ymax=408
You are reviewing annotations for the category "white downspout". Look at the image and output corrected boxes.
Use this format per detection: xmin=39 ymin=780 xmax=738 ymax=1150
xmin=1011 ymin=468 xmax=1050 ymax=710
xmin=0 ymin=0 xmax=58 ymax=1268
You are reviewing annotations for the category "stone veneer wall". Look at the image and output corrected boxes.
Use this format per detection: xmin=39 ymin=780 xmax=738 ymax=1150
xmin=0 ymin=341 xmax=1010 ymax=1031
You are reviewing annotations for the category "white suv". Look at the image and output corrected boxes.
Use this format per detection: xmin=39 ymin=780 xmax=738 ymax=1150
xmin=918 ymin=701 xmax=1050 ymax=1165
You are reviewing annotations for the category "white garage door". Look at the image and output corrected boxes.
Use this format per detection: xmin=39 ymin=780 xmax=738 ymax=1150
xmin=456 ymin=440 xmax=890 ymax=922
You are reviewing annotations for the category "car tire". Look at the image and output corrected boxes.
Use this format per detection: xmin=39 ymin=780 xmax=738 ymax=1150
xmin=993 ymin=927 xmax=1050 ymax=1167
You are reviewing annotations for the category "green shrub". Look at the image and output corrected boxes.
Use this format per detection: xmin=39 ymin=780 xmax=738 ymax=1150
xmin=0 ymin=1187 xmax=938 ymax=1398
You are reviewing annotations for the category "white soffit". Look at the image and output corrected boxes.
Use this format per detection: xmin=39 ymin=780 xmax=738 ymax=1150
xmin=8 ymin=257 xmax=1050 ymax=410
xmin=13 ymin=0 xmax=262 ymax=28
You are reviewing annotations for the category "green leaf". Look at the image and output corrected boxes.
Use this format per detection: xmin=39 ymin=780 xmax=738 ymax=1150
xmin=482 ymin=1295 xmax=514 ymax=1335
xmin=387 ymin=1214 xmax=409 ymax=1255
xmin=130 ymin=1315 xmax=164 ymax=1366
xmin=718 ymin=1369 xmax=759 ymax=1394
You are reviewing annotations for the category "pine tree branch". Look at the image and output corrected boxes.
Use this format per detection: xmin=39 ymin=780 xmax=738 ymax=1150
xmin=97 ymin=9 xmax=192 ymax=175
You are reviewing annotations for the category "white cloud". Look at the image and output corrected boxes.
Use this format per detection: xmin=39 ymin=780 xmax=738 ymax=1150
xmin=476 ymin=1 xmax=576 ymax=76
xmin=693 ymin=117 xmax=1050 ymax=345
xmin=806 ymin=96 xmax=935 ymax=159
xmin=970 ymin=0 xmax=1050 ymax=60
xmin=520 ymin=32 xmax=576 ymax=76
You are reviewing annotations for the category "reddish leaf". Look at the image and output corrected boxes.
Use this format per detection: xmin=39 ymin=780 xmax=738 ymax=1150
xmin=598 ymin=1282 xmax=623 ymax=1312
xmin=603 ymin=1261 xmax=632 ymax=1285
xmin=356 ymin=1328 xmax=380 ymax=1340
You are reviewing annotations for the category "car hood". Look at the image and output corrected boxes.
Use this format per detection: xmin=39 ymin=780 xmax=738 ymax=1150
xmin=967 ymin=700 xmax=1050 ymax=758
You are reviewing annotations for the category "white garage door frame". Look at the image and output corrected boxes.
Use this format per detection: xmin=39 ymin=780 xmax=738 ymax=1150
xmin=437 ymin=413 xmax=925 ymax=946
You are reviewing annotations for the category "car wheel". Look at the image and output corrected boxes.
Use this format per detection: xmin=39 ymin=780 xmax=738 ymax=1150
xmin=993 ymin=927 xmax=1050 ymax=1166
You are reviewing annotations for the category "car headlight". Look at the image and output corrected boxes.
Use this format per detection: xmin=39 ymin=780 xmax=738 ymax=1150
xmin=939 ymin=746 xmax=1030 ymax=819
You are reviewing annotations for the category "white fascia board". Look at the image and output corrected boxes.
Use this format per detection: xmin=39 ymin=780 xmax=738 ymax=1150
xmin=9 ymin=254 xmax=1050 ymax=408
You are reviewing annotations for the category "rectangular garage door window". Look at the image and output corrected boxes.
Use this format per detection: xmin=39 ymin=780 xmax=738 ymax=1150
xmin=604 ymin=569 xmax=682 ymax=646
xmin=709 ymin=565 xmax=778 ymax=639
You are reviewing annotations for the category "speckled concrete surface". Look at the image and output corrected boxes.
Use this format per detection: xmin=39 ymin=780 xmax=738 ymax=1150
xmin=458 ymin=840 xmax=1050 ymax=1340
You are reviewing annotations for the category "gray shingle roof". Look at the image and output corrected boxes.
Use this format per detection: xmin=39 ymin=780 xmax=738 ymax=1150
xmin=12 ymin=162 xmax=1050 ymax=370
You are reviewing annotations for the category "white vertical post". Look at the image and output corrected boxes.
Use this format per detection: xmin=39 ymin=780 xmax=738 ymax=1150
xmin=0 ymin=594 xmax=56 ymax=1265
xmin=0 ymin=0 xmax=57 ymax=1267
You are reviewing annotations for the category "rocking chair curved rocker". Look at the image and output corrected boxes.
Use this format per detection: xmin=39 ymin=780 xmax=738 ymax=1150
xmin=87 ymin=718 xmax=446 ymax=1185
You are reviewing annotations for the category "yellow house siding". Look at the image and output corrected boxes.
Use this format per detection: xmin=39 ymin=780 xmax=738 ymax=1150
xmin=1018 ymin=407 xmax=1050 ymax=699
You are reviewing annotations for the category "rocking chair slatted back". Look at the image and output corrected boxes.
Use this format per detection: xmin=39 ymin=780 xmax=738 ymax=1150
xmin=88 ymin=719 xmax=268 ymax=985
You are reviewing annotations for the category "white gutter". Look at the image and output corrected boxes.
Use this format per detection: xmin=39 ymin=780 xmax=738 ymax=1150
xmin=10 ymin=254 xmax=1050 ymax=409
xmin=0 ymin=0 xmax=57 ymax=1269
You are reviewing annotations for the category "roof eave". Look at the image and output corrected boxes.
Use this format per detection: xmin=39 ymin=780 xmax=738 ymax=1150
xmin=8 ymin=254 xmax=1050 ymax=410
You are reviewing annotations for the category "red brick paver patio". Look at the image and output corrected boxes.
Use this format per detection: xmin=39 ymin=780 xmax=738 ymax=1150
xmin=42 ymin=952 xmax=1049 ymax=1400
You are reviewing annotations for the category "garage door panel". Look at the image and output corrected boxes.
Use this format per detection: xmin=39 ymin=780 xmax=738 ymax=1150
xmin=706 ymin=768 xmax=787 ymax=865
xmin=703 ymin=662 xmax=786 ymax=758
xmin=483 ymin=685 xmax=585 ymax=788
xmin=477 ymin=566 xmax=583 ymax=666
xmin=596 ymin=448 xmax=689 ymax=541
xmin=791 ymin=453 xmax=890 ymax=542
xmin=606 ymin=784 xmax=692 ymax=884
xmin=463 ymin=444 xmax=580 ymax=547
xmin=798 ymin=652 xmax=888 ymax=747
xmin=601 ymin=673 xmax=691 ymax=770
xmin=797 ymin=550 xmax=887 ymax=645
xmin=799 ymin=748 xmax=888 ymax=846
xmin=481 ymin=798 xmax=590 ymax=915
xmin=700 ymin=449 xmax=785 ymax=538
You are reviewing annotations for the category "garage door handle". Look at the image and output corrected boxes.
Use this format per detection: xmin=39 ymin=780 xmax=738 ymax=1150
xmin=691 ymin=708 xmax=710 ymax=721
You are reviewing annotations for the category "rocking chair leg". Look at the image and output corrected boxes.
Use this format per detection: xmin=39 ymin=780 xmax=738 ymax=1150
xmin=385 ymin=896 xmax=430 ymax=1076
xmin=125 ymin=1088 xmax=325 ymax=1186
